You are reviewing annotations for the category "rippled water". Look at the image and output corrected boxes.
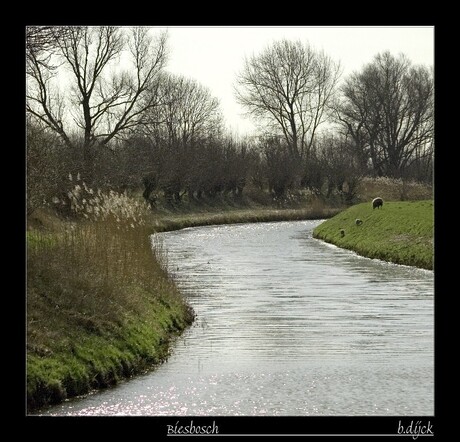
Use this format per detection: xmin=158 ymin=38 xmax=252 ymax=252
xmin=39 ymin=220 xmax=433 ymax=416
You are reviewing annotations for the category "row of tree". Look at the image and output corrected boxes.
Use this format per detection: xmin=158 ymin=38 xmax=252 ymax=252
xmin=26 ymin=27 xmax=434 ymax=214
xmin=235 ymin=40 xmax=433 ymax=184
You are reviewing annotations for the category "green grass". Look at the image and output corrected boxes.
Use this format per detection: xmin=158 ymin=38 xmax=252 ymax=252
xmin=27 ymin=293 xmax=193 ymax=411
xmin=313 ymin=200 xmax=434 ymax=270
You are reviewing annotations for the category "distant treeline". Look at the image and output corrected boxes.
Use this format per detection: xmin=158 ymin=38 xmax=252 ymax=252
xmin=26 ymin=27 xmax=433 ymax=215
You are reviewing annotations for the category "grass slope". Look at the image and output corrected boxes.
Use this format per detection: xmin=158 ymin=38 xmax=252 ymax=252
xmin=27 ymin=294 xmax=193 ymax=412
xmin=313 ymin=200 xmax=433 ymax=270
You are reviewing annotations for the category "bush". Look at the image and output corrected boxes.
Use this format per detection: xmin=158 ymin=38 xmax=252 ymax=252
xmin=27 ymin=124 xmax=69 ymax=215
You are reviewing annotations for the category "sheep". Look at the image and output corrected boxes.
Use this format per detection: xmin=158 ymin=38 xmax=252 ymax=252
xmin=355 ymin=219 xmax=363 ymax=226
xmin=372 ymin=197 xmax=383 ymax=210
xmin=340 ymin=228 xmax=345 ymax=238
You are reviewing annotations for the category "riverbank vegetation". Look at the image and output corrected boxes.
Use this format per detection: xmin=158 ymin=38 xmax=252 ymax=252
xmin=27 ymin=188 xmax=195 ymax=411
xmin=313 ymin=200 xmax=434 ymax=270
xmin=26 ymin=27 xmax=433 ymax=411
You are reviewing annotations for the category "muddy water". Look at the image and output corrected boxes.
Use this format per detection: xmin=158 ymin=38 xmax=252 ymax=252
xmin=40 ymin=220 xmax=433 ymax=416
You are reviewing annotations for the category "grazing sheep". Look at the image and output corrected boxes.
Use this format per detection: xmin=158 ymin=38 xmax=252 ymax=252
xmin=372 ymin=197 xmax=383 ymax=210
xmin=340 ymin=228 xmax=345 ymax=238
xmin=355 ymin=219 xmax=363 ymax=226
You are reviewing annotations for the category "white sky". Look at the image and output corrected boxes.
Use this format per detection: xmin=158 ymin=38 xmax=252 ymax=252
xmin=152 ymin=26 xmax=434 ymax=136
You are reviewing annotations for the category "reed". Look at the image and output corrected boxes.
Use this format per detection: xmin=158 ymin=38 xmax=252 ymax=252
xmin=27 ymin=183 xmax=193 ymax=411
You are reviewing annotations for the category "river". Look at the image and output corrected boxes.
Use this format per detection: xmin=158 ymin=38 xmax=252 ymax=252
xmin=39 ymin=220 xmax=433 ymax=416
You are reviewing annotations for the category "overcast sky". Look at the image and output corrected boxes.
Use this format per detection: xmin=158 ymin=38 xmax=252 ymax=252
xmin=153 ymin=26 xmax=434 ymax=136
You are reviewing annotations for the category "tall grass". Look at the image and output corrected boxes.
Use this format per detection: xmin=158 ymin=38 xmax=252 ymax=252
xmin=27 ymin=183 xmax=193 ymax=410
xmin=28 ymin=184 xmax=161 ymax=326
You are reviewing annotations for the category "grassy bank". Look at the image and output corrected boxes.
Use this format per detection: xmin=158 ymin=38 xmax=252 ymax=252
xmin=313 ymin=200 xmax=434 ymax=270
xmin=151 ymin=206 xmax=340 ymax=233
xmin=27 ymin=189 xmax=195 ymax=412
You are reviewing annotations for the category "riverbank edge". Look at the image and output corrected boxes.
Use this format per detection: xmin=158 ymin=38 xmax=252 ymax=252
xmin=312 ymin=201 xmax=433 ymax=270
xmin=27 ymin=299 xmax=195 ymax=413
xmin=150 ymin=206 xmax=341 ymax=234
xmin=27 ymin=205 xmax=340 ymax=413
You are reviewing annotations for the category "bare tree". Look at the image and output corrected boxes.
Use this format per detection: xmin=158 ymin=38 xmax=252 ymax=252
xmin=140 ymin=74 xmax=223 ymax=202
xmin=336 ymin=52 xmax=434 ymax=178
xmin=235 ymin=39 xmax=341 ymax=163
xmin=319 ymin=134 xmax=365 ymax=203
xmin=148 ymin=73 xmax=222 ymax=148
xmin=26 ymin=26 xmax=168 ymax=178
